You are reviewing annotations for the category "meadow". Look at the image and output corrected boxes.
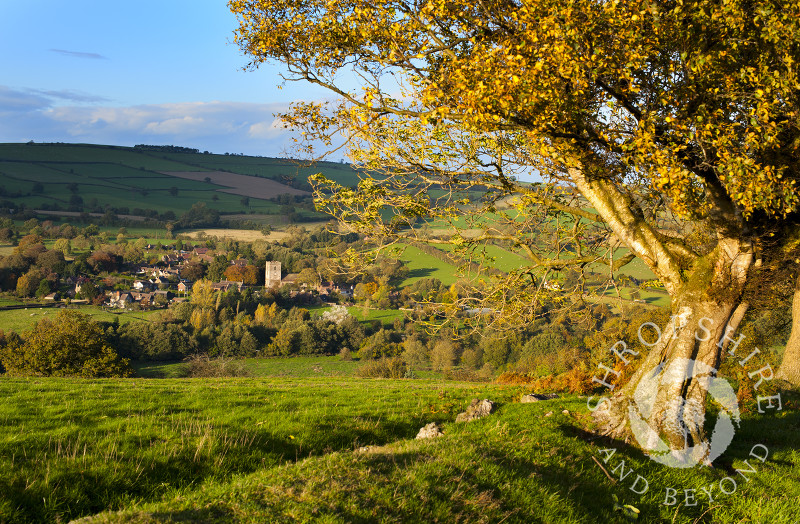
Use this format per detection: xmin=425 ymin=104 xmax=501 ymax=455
xmin=0 ymin=376 xmax=516 ymax=523
xmin=0 ymin=306 xmax=161 ymax=334
xmin=397 ymin=244 xmax=461 ymax=286
xmin=0 ymin=374 xmax=797 ymax=523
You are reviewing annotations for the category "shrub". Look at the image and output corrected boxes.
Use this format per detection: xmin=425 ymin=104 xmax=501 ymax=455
xmin=355 ymin=357 xmax=407 ymax=378
xmin=0 ymin=309 xmax=131 ymax=378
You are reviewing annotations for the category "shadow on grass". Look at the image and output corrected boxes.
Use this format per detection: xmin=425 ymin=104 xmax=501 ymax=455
xmin=405 ymin=267 xmax=436 ymax=280
xmin=0 ymin=428 xmax=306 ymax=523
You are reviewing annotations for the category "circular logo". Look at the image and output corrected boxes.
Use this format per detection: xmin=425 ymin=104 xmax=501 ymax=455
xmin=627 ymin=358 xmax=741 ymax=468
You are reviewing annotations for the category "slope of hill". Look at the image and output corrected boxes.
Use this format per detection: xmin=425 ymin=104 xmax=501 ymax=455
xmin=0 ymin=142 xmax=361 ymax=218
xmin=3 ymin=375 xmax=795 ymax=524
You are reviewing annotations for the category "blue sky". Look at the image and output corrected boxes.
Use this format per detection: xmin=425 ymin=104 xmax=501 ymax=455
xmin=0 ymin=1 xmax=338 ymax=157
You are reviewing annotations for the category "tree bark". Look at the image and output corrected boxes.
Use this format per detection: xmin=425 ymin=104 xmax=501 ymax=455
xmin=776 ymin=275 xmax=800 ymax=387
xmin=592 ymin=238 xmax=752 ymax=465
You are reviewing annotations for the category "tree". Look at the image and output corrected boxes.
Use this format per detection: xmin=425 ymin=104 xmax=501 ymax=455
xmin=182 ymin=261 xmax=206 ymax=282
xmin=207 ymin=255 xmax=230 ymax=282
xmin=53 ymin=238 xmax=71 ymax=255
xmin=15 ymin=270 xmax=41 ymax=297
xmin=191 ymin=279 xmax=217 ymax=308
xmin=430 ymin=338 xmax=459 ymax=371
xmin=401 ymin=337 xmax=429 ymax=370
xmin=87 ymin=250 xmax=119 ymax=273
xmin=0 ymin=310 xmax=131 ymax=377
xmin=232 ymin=0 xmax=800 ymax=457
xmin=224 ymin=264 xmax=247 ymax=283
xmin=296 ymin=267 xmax=321 ymax=288
xmin=35 ymin=278 xmax=51 ymax=298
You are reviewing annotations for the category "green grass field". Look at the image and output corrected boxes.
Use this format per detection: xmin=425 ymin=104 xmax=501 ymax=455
xmin=0 ymin=376 xmax=515 ymax=523
xmin=0 ymin=374 xmax=796 ymax=523
xmin=132 ymin=356 xmax=363 ymax=379
xmin=0 ymin=306 xmax=161 ymax=334
xmin=397 ymin=244 xmax=461 ymax=286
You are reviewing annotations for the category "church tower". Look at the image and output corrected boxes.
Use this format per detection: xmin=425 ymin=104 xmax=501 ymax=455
xmin=265 ymin=261 xmax=282 ymax=288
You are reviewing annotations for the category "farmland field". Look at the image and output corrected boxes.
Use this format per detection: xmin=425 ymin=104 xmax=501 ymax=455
xmin=397 ymin=244 xmax=461 ymax=286
xmin=185 ymin=228 xmax=281 ymax=242
xmin=0 ymin=306 xmax=161 ymax=334
xmin=0 ymin=143 xmax=357 ymax=218
xmin=161 ymin=170 xmax=310 ymax=198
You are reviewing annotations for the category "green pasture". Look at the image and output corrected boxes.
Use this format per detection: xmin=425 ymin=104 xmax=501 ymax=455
xmin=0 ymin=306 xmax=160 ymax=335
xmin=133 ymin=356 xmax=362 ymax=379
xmin=1 ymin=375 xmax=793 ymax=524
xmin=0 ymin=143 xmax=326 ymax=217
xmin=0 ymin=143 xmax=209 ymax=171
xmin=154 ymin=152 xmax=363 ymax=187
xmin=132 ymin=355 xmax=454 ymax=380
xmin=397 ymin=244 xmax=460 ymax=286
xmin=346 ymin=306 xmax=407 ymax=325
xmin=436 ymin=242 xmax=529 ymax=273
xmin=0 ymin=376 xmax=516 ymax=523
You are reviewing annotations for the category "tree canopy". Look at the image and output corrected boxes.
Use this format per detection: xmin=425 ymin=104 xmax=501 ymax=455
xmin=231 ymin=0 xmax=800 ymax=456
xmin=0 ymin=310 xmax=131 ymax=378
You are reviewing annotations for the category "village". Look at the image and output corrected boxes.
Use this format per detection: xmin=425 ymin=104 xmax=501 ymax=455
xmin=37 ymin=242 xmax=354 ymax=311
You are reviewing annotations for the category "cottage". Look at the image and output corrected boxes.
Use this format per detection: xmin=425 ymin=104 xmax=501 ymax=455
xmin=108 ymin=291 xmax=133 ymax=309
xmin=281 ymin=273 xmax=300 ymax=287
xmin=133 ymin=280 xmax=153 ymax=291
xmin=131 ymin=291 xmax=154 ymax=306
xmin=153 ymin=289 xmax=174 ymax=302
xmin=211 ymin=281 xmax=244 ymax=292
xmin=177 ymin=280 xmax=193 ymax=293
xmin=317 ymin=281 xmax=343 ymax=294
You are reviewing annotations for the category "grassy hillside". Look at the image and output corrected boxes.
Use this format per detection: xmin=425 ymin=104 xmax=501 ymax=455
xmin=0 ymin=143 xmax=361 ymax=217
xmin=1 ymin=375 xmax=795 ymax=523
xmin=0 ymin=376 xmax=514 ymax=523
xmin=398 ymin=244 xmax=461 ymax=286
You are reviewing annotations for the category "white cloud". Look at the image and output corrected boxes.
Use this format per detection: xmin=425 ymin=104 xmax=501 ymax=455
xmin=0 ymin=89 xmax=309 ymax=156
xmin=248 ymin=118 xmax=287 ymax=139
xmin=144 ymin=116 xmax=207 ymax=135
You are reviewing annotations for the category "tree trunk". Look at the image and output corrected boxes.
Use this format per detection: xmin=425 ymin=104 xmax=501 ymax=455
xmin=776 ymin=276 xmax=800 ymax=387
xmin=592 ymin=239 xmax=752 ymax=467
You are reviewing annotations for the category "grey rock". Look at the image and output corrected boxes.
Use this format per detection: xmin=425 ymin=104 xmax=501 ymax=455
xmin=416 ymin=422 xmax=444 ymax=439
xmin=520 ymin=393 xmax=560 ymax=403
xmin=455 ymin=398 xmax=496 ymax=423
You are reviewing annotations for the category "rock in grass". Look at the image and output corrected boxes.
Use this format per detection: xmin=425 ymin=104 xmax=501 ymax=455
xmin=416 ymin=422 xmax=444 ymax=439
xmin=520 ymin=393 xmax=559 ymax=403
xmin=455 ymin=398 xmax=496 ymax=423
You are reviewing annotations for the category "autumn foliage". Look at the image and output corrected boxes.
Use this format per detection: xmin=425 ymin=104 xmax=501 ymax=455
xmin=0 ymin=309 xmax=131 ymax=378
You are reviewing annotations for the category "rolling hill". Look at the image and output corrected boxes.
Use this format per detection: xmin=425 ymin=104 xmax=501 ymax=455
xmin=0 ymin=142 xmax=361 ymax=218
